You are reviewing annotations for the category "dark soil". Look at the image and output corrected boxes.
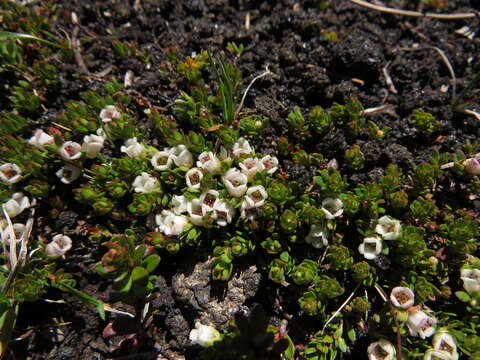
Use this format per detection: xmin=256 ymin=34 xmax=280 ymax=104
xmin=3 ymin=0 xmax=480 ymax=359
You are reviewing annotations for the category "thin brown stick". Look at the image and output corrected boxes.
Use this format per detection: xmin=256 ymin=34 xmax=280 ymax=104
xmin=349 ymin=0 xmax=478 ymax=20
xmin=71 ymin=26 xmax=90 ymax=75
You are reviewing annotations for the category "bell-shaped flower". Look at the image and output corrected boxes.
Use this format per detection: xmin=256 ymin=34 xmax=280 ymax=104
xmin=261 ymin=155 xmax=279 ymax=175
xmin=185 ymin=168 xmax=203 ymax=189
xmin=305 ymin=223 xmax=329 ymax=249
xmin=239 ymin=157 xmax=264 ymax=180
xmin=390 ymin=286 xmax=415 ymax=309
xmin=217 ymin=146 xmax=230 ymax=161
xmin=28 ymin=129 xmax=53 ymax=149
xmin=132 ymin=172 xmax=159 ymax=193
xmin=432 ymin=330 xmax=458 ymax=360
xmin=223 ymin=168 xmax=248 ymax=197
xmin=0 ymin=163 xmax=22 ymax=184
xmin=82 ymin=134 xmax=104 ymax=158
xmin=121 ymin=137 xmax=145 ymax=158
xmin=213 ymin=200 xmax=236 ymax=226
xmin=155 ymin=210 xmax=188 ymax=236
xmin=463 ymin=154 xmax=480 ymax=176
xmin=171 ymin=144 xmax=193 ymax=167
xmin=407 ymin=308 xmax=437 ymax=339
xmin=199 ymin=190 xmax=220 ymax=213
xmin=376 ymin=215 xmax=402 ymax=240
xmin=151 ymin=148 xmax=174 ymax=171
xmin=187 ymin=199 xmax=205 ymax=226
xmin=460 ymin=268 xmax=480 ymax=295
xmin=240 ymin=200 xmax=258 ymax=220
xmin=197 ymin=152 xmax=220 ymax=173
xmin=45 ymin=234 xmax=72 ymax=258
xmin=232 ymin=137 xmax=253 ymax=157
xmin=0 ymin=222 xmax=26 ymax=244
xmin=99 ymin=105 xmax=121 ymax=123
xmin=59 ymin=141 xmax=82 ymax=161
xmin=423 ymin=349 xmax=453 ymax=360
xmin=172 ymin=195 xmax=188 ymax=215
xmin=367 ymin=339 xmax=396 ymax=360
xmin=358 ymin=237 xmax=383 ymax=260
xmin=321 ymin=198 xmax=344 ymax=219
xmin=189 ymin=322 xmax=221 ymax=347
xmin=3 ymin=193 xmax=30 ymax=218
xmin=56 ymin=164 xmax=81 ymax=184
xmin=245 ymin=185 xmax=268 ymax=208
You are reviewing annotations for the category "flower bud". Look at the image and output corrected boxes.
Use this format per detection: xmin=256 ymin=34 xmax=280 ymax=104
xmin=232 ymin=137 xmax=253 ymax=157
xmin=189 ymin=322 xmax=221 ymax=347
xmin=28 ymin=129 xmax=53 ymax=149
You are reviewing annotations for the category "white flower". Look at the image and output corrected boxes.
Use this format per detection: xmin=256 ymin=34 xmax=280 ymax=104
xmin=197 ymin=152 xmax=220 ymax=173
xmin=245 ymin=185 xmax=268 ymax=208
xmin=151 ymin=149 xmax=174 ymax=171
xmin=187 ymin=199 xmax=205 ymax=226
xmin=59 ymin=141 xmax=82 ymax=161
xmin=213 ymin=201 xmax=236 ymax=226
xmin=367 ymin=339 xmax=396 ymax=360
xmin=432 ymin=330 xmax=458 ymax=360
xmin=460 ymin=268 xmax=480 ymax=295
xmin=217 ymin=146 xmax=230 ymax=161
xmin=99 ymin=105 xmax=121 ymax=123
xmin=261 ymin=155 xmax=279 ymax=174
xmin=45 ymin=234 xmax=72 ymax=258
xmin=199 ymin=190 xmax=220 ymax=213
xmin=172 ymin=195 xmax=188 ymax=215
xmin=240 ymin=200 xmax=258 ymax=220
xmin=423 ymin=349 xmax=453 ymax=360
xmin=132 ymin=172 xmax=159 ymax=193
xmin=0 ymin=163 xmax=22 ymax=184
xmin=96 ymin=127 xmax=106 ymax=138
xmin=390 ymin=287 xmax=415 ymax=309
xmin=463 ymin=154 xmax=480 ymax=175
xmin=223 ymin=168 xmax=248 ymax=197
xmin=358 ymin=237 xmax=383 ymax=260
xmin=3 ymin=193 xmax=30 ymax=218
xmin=189 ymin=322 xmax=220 ymax=347
xmin=121 ymin=137 xmax=145 ymax=158
xmin=56 ymin=164 xmax=81 ymax=184
xmin=155 ymin=210 xmax=188 ymax=236
xmin=0 ymin=222 xmax=26 ymax=244
xmin=375 ymin=216 xmax=402 ymax=240
xmin=239 ymin=157 xmax=264 ymax=180
xmin=305 ymin=223 xmax=329 ymax=249
xmin=407 ymin=309 xmax=437 ymax=339
xmin=28 ymin=129 xmax=53 ymax=149
xmin=232 ymin=137 xmax=253 ymax=157
xmin=185 ymin=168 xmax=204 ymax=189
xmin=82 ymin=134 xmax=104 ymax=158
xmin=321 ymin=198 xmax=343 ymax=219
xmin=171 ymin=145 xmax=193 ymax=167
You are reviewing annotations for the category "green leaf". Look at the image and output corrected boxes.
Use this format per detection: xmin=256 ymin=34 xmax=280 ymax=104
xmin=58 ymin=282 xmax=105 ymax=321
xmin=141 ymin=254 xmax=161 ymax=273
xmin=0 ymin=31 xmax=65 ymax=49
xmin=0 ymin=303 xmax=18 ymax=358
xmin=455 ymin=291 xmax=471 ymax=302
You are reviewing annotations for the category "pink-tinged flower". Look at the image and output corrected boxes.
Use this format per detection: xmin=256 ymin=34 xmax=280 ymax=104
xmin=407 ymin=309 xmax=437 ymax=339
xmin=358 ymin=237 xmax=382 ymax=260
xmin=261 ymin=155 xmax=279 ymax=174
xmin=197 ymin=152 xmax=220 ymax=173
xmin=185 ymin=168 xmax=204 ymax=189
xmin=82 ymin=134 xmax=104 ymax=158
xmin=239 ymin=157 xmax=264 ymax=180
xmin=245 ymin=185 xmax=268 ymax=208
xmin=321 ymin=198 xmax=343 ymax=219
xmin=223 ymin=168 xmax=248 ymax=197
xmin=390 ymin=287 xmax=415 ymax=309
xmin=3 ymin=193 xmax=30 ymax=218
xmin=45 ymin=234 xmax=72 ymax=258
xmin=99 ymin=105 xmax=121 ymax=123
xmin=367 ymin=339 xmax=396 ymax=360
xmin=0 ymin=163 xmax=22 ymax=184
xmin=59 ymin=141 xmax=82 ymax=161
xmin=28 ymin=129 xmax=53 ymax=149
xmin=463 ymin=155 xmax=480 ymax=175
xmin=56 ymin=164 xmax=81 ymax=184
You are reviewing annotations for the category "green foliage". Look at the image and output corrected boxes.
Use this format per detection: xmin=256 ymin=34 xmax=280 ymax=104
xmin=409 ymin=109 xmax=441 ymax=135
xmin=308 ymin=106 xmax=333 ymax=134
xmin=314 ymin=168 xmax=349 ymax=196
xmin=327 ymin=245 xmax=353 ymax=271
xmin=292 ymin=259 xmax=318 ymax=286
xmin=344 ymin=144 xmax=365 ymax=170
xmin=409 ymin=196 xmax=438 ymax=222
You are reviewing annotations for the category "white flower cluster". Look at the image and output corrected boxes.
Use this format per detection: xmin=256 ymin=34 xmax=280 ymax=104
xmin=358 ymin=215 xmax=402 ymax=260
xmin=152 ymin=138 xmax=277 ymax=236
